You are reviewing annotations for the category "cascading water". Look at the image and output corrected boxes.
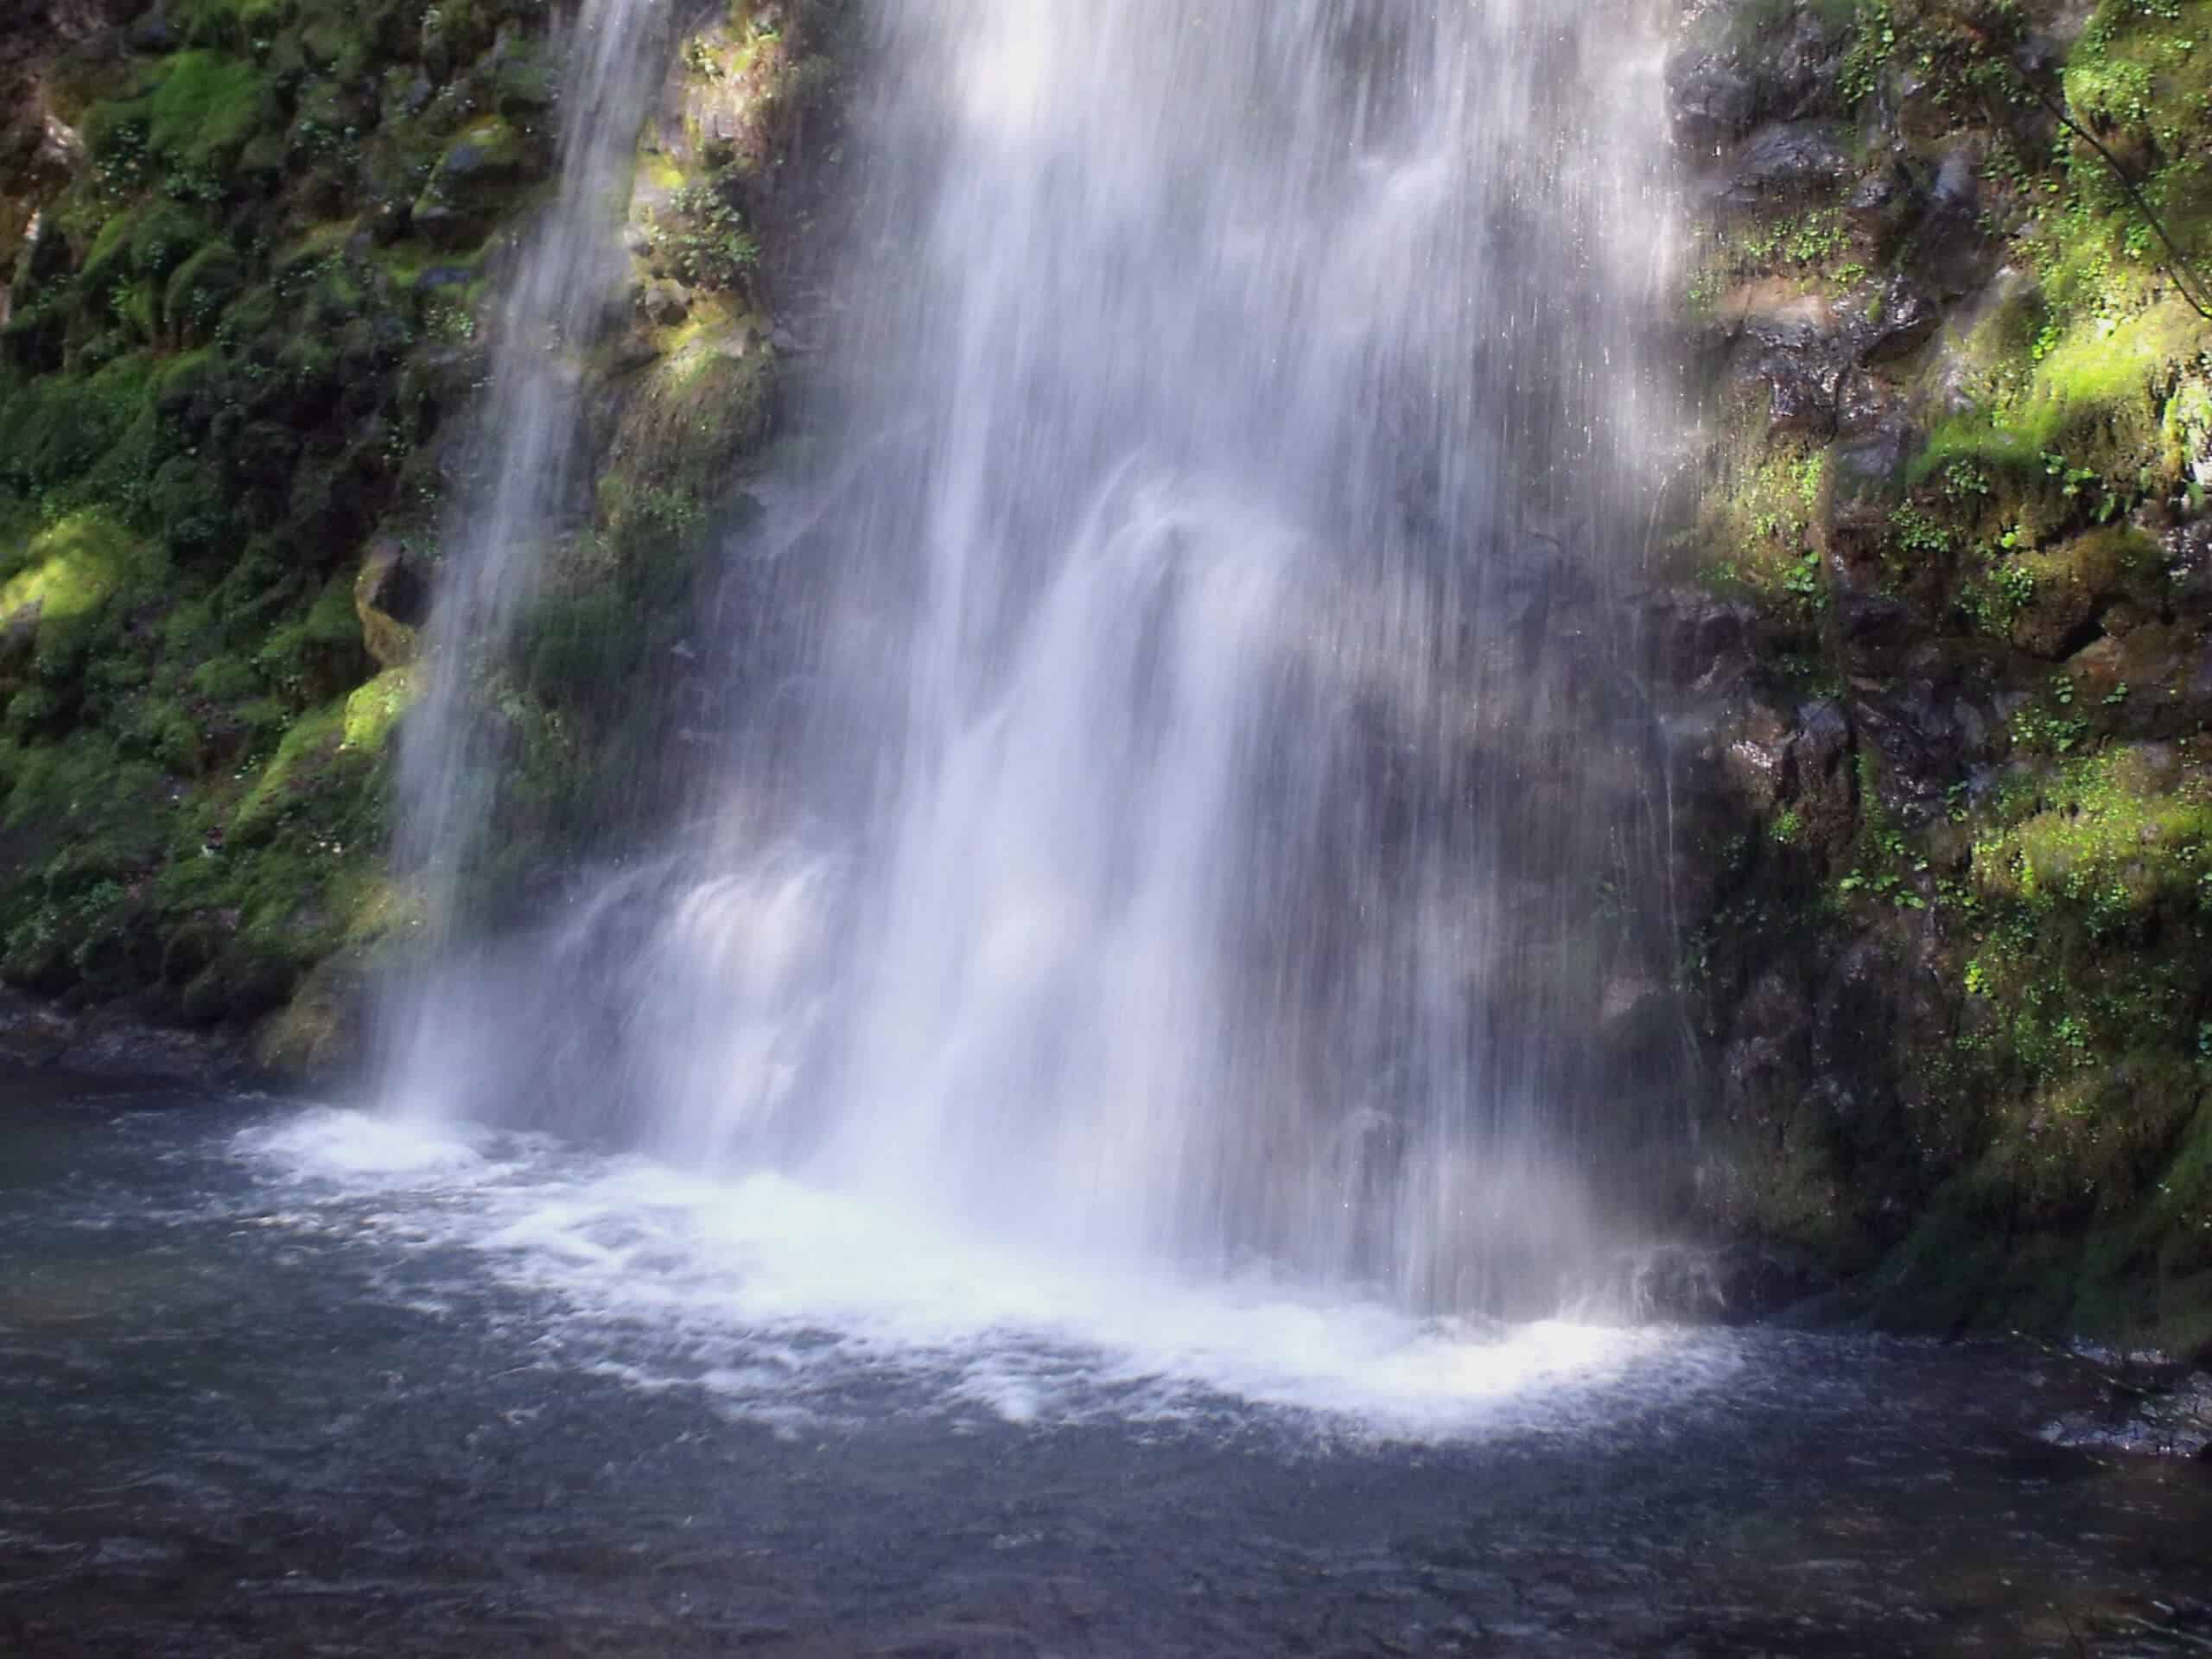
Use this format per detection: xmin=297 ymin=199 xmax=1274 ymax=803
xmin=380 ymin=0 xmax=672 ymax=1058
xmin=390 ymin=0 xmax=1683 ymax=1319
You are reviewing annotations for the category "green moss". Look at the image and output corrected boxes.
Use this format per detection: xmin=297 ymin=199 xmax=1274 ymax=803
xmin=412 ymin=117 xmax=540 ymax=246
xmin=0 ymin=354 xmax=157 ymax=493
xmin=341 ymin=665 xmax=416 ymax=750
xmin=128 ymin=202 xmax=213 ymax=283
xmin=1973 ymin=742 xmax=2212 ymax=915
xmin=1670 ymin=390 xmax=1830 ymax=622
xmin=0 ymin=510 xmax=144 ymax=620
xmin=77 ymin=215 xmax=140 ymax=300
xmin=0 ymin=512 xmax=167 ymax=682
xmin=228 ymin=695 xmax=359 ymax=845
xmin=1916 ymin=302 xmax=2208 ymax=487
xmin=252 ymin=575 xmax=368 ymax=703
xmin=142 ymin=51 xmax=272 ymax=171
xmin=519 ymin=590 xmax=652 ymax=698
xmin=164 ymin=243 xmax=245 ymax=341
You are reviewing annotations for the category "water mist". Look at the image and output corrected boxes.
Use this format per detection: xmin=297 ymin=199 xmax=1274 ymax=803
xmin=387 ymin=0 xmax=1685 ymax=1320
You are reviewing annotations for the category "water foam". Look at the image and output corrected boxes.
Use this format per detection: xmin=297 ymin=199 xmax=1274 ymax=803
xmin=238 ymin=1108 xmax=1738 ymax=1440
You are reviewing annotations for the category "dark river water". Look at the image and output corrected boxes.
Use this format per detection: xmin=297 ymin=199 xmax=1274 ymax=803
xmin=3 ymin=1072 xmax=2209 ymax=1657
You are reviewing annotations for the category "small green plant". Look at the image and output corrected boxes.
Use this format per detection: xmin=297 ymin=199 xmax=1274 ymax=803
xmin=659 ymin=176 xmax=760 ymax=290
xmin=1840 ymin=0 xmax=1897 ymax=107
xmin=1783 ymin=546 xmax=1825 ymax=603
xmin=1891 ymin=504 xmax=1955 ymax=559
xmin=1942 ymin=460 xmax=1993 ymax=501
xmin=683 ymin=37 xmax=724 ymax=79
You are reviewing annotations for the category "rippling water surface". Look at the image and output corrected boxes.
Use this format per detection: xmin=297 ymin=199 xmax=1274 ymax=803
xmin=3 ymin=1076 xmax=2209 ymax=1657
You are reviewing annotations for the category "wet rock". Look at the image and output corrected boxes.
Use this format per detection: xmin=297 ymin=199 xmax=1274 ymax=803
xmin=1719 ymin=698 xmax=1792 ymax=815
xmin=1846 ymin=159 xmax=1925 ymax=255
xmin=2165 ymin=519 xmax=2212 ymax=613
xmin=1649 ymin=590 xmax=1754 ymax=690
xmin=1853 ymin=278 xmax=1940 ymax=365
xmin=1724 ymin=292 xmax=1851 ymax=437
xmin=414 ymin=264 xmax=475 ymax=296
xmin=356 ymin=540 xmax=429 ymax=668
xmin=1822 ymin=418 xmax=1914 ymax=562
xmin=58 ymin=1007 xmax=236 ymax=1083
xmin=1720 ymin=969 xmax=1815 ymax=1127
xmin=2010 ymin=531 xmax=2139 ymax=659
xmin=124 ymin=9 xmax=177 ymax=53
xmin=0 ymin=986 xmax=74 ymax=1067
xmin=251 ymin=955 xmax=370 ymax=1082
xmin=1920 ymin=265 xmax=2043 ymax=416
xmin=484 ymin=29 xmax=557 ymax=114
xmin=607 ymin=325 xmax=664 ymax=372
xmin=1667 ymin=3 xmax=1849 ymax=149
xmin=1851 ymin=677 xmax=1974 ymax=820
xmin=1911 ymin=145 xmax=1997 ymax=298
xmin=1751 ymin=334 xmax=1842 ymax=435
xmin=1598 ymin=973 xmax=1680 ymax=1081
xmin=413 ymin=118 xmax=537 ymax=250
xmin=1618 ymin=1240 xmax=1833 ymax=1324
xmin=159 ymin=916 xmax=228 ymax=989
xmin=180 ymin=950 xmax=296 ymax=1027
xmin=1784 ymin=699 xmax=1857 ymax=860
xmin=1834 ymin=589 xmax=1917 ymax=666
xmin=1715 ymin=120 xmax=1853 ymax=210
xmin=640 ymin=278 xmax=691 ymax=327
xmin=0 ymin=597 xmax=41 ymax=669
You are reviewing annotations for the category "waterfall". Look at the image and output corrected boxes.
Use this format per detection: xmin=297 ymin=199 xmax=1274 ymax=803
xmin=379 ymin=0 xmax=671 ymax=1066
xmin=391 ymin=0 xmax=1683 ymax=1318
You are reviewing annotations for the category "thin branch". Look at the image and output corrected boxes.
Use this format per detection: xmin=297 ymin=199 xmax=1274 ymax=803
xmin=2015 ymin=73 xmax=2212 ymax=324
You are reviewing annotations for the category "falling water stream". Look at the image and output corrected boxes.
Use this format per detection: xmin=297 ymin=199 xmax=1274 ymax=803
xmin=391 ymin=0 xmax=1689 ymax=1322
xmin=7 ymin=4 xmax=2212 ymax=1652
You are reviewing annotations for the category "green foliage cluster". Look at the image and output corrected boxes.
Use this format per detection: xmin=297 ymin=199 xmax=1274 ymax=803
xmin=0 ymin=0 xmax=575 ymax=1021
xmin=658 ymin=175 xmax=762 ymax=291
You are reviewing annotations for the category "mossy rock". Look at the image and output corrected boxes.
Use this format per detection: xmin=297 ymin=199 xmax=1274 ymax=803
xmin=145 ymin=454 xmax=233 ymax=552
xmin=2009 ymin=525 xmax=2154 ymax=657
xmin=1919 ymin=302 xmax=2212 ymax=491
xmin=127 ymin=202 xmax=213 ymax=283
xmin=0 ymin=511 xmax=164 ymax=671
xmin=159 ymin=912 xmax=230 ymax=988
xmin=251 ymin=950 xmax=371 ymax=1077
xmin=164 ymin=242 xmax=245 ymax=343
xmin=76 ymin=215 xmax=142 ymax=301
xmin=600 ymin=306 xmax=776 ymax=549
xmin=412 ymin=117 xmax=539 ymax=249
xmin=86 ymin=50 xmax=274 ymax=175
xmin=0 ymin=355 xmax=157 ymax=491
xmin=486 ymin=32 xmax=559 ymax=113
xmin=353 ymin=542 xmax=425 ymax=667
xmin=180 ymin=946 xmax=298 ymax=1025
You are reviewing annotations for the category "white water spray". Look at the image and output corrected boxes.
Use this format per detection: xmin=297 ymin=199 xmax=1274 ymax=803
xmin=390 ymin=0 xmax=1684 ymax=1323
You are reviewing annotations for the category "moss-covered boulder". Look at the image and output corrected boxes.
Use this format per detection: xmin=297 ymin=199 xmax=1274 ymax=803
xmin=411 ymin=117 xmax=537 ymax=249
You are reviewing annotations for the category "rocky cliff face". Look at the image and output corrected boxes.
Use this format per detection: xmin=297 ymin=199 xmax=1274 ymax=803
xmin=0 ymin=0 xmax=843 ymax=1075
xmin=1658 ymin=0 xmax=2212 ymax=1355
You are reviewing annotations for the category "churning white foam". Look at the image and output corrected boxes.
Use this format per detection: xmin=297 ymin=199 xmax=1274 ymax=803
xmin=237 ymin=1107 xmax=1738 ymax=1440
